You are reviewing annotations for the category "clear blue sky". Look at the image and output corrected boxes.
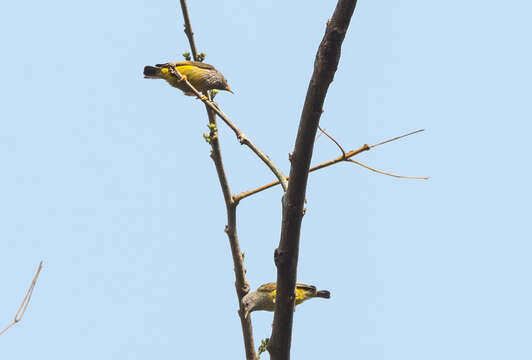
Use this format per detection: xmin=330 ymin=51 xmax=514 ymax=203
xmin=1 ymin=1 xmax=531 ymax=359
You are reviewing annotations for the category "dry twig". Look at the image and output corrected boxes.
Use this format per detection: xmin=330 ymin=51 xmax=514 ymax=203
xmin=370 ymin=128 xmax=424 ymax=148
xmin=319 ymin=127 xmax=428 ymax=180
xmin=318 ymin=125 xmax=346 ymax=158
xmin=0 ymin=261 xmax=43 ymax=337
xmin=347 ymin=159 xmax=429 ymax=179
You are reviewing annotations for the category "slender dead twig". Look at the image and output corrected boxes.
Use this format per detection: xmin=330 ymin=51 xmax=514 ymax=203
xmin=318 ymin=125 xmax=346 ymax=159
xmin=178 ymin=3 xmax=257 ymax=359
xmin=371 ymin=129 xmax=424 ymax=148
xmin=320 ymin=127 xmax=428 ymax=180
xmin=269 ymin=1 xmax=359 ymax=359
xmin=234 ymin=128 xmax=424 ymax=201
xmin=0 ymin=261 xmax=43 ymax=337
xmin=347 ymin=159 xmax=429 ymax=179
xmin=314 ymin=128 xmax=325 ymax=142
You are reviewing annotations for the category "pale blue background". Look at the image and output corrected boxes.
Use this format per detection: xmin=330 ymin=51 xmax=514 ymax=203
xmin=1 ymin=1 xmax=530 ymax=359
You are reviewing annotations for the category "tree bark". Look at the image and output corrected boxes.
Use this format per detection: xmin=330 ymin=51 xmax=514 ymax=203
xmin=268 ymin=1 xmax=359 ymax=359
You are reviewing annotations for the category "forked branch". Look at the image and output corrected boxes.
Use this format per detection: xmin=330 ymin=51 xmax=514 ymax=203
xmin=234 ymin=129 xmax=426 ymax=201
xmin=320 ymin=127 xmax=429 ymax=180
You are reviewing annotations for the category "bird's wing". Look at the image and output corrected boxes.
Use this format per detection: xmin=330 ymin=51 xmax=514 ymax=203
xmin=153 ymin=62 xmax=214 ymax=86
xmin=257 ymin=282 xmax=277 ymax=293
xmin=155 ymin=62 xmax=174 ymax=68
xmin=157 ymin=61 xmax=215 ymax=70
xmin=257 ymin=283 xmax=277 ymax=303
xmin=296 ymin=283 xmax=317 ymax=292
xmin=257 ymin=283 xmax=317 ymax=292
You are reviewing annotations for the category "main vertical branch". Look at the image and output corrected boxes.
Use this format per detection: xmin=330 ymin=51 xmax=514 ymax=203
xmin=178 ymin=1 xmax=257 ymax=359
xmin=268 ymin=1 xmax=358 ymax=359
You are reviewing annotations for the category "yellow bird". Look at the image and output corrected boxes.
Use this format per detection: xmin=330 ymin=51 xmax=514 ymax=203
xmin=143 ymin=61 xmax=232 ymax=95
xmin=241 ymin=282 xmax=330 ymax=318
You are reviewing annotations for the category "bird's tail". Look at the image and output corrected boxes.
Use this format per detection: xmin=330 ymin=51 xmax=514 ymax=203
xmin=143 ymin=65 xmax=161 ymax=78
xmin=316 ymin=290 xmax=331 ymax=299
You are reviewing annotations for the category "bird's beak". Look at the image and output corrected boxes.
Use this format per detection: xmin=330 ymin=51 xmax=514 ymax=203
xmin=244 ymin=309 xmax=250 ymax=318
xmin=225 ymin=86 xmax=234 ymax=94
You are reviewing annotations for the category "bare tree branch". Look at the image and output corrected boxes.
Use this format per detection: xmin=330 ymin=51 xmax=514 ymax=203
xmin=234 ymin=144 xmax=369 ymax=201
xmin=0 ymin=261 xmax=43 ymax=337
xmin=268 ymin=1 xmax=359 ymax=359
xmin=177 ymin=3 xmax=424 ymax=360
xmin=234 ymin=128 xmax=424 ymax=201
xmin=319 ymin=126 xmax=428 ymax=179
xmin=205 ymin=109 xmax=258 ymax=360
xmin=178 ymin=3 xmax=257 ymax=359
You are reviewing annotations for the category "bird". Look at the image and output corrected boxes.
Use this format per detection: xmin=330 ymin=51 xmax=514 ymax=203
xmin=241 ymin=282 xmax=330 ymax=318
xmin=143 ymin=61 xmax=233 ymax=95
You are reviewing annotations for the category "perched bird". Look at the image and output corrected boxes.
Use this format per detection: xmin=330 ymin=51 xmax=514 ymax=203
xmin=241 ymin=282 xmax=330 ymax=318
xmin=143 ymin=61 xmax=232 ymax=95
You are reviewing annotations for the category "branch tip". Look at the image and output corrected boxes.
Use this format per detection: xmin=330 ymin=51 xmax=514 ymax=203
xmin=371 ymin=129 xmax=425 ymax=148
xmin=347 ymin=159 xmax=429 ymax=180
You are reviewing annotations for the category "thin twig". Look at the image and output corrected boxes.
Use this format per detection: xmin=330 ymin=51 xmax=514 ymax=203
xmin=179 ymin=0 xmax=199 ymax=61
xmin=371 ymin=129 xmax=424 ymax=148
xmin=347 ymin=159 xmax=429 ymax=179
xmin=167 ymin=65 xmax=288 ymax=192
xmin=314 ymin=128 xmax=324 ymax=142
xmin=178 ymin=4 xmax=258 ymax=360
xmin=318 ymin=125 xmax=346 ymax=158
xmin=0 ymin=261 xmax=43 ymax=337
